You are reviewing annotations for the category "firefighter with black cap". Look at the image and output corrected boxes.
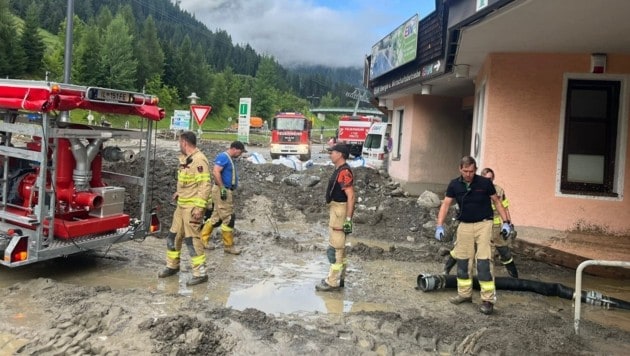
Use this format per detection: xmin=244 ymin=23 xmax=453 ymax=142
xmin=316 ymin=143 xmax=355 ymax=292
xmin=158 ymin=131 xmax=212 ymax=286
xmin=200 ymin=140 xmax=247 ymax=254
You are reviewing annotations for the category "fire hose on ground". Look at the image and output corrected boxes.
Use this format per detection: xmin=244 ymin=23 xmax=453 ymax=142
xmin=416 ymin=273 xmax=630 ymax=310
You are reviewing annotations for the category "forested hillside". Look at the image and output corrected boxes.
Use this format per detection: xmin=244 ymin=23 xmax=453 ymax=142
xmin=2 ymin=0 xmax=364 ymax=121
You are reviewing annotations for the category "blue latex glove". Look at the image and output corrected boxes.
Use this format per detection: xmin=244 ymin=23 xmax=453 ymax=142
xmin=342 ymin=219 xmax=353 ymax=234
xmin=501 ymin=222 xmax=512 ymax=240
xmin=435 ymin=226 xmax=444 ymax=241
xmin=220 ymin=187 xmax=228 ymax=200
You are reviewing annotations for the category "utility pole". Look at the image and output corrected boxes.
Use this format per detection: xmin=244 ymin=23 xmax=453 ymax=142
xmin=60 ymin=0 xmax=74 ymax=123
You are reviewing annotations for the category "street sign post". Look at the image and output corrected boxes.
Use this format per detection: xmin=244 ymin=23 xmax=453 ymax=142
xmin=238 ymin=98 xmax=251 ymax=143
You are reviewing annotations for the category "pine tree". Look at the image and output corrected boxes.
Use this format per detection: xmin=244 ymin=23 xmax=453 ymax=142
xmin=0 ymin=0 xmax=26 ymax=77
xmin=20 ymin=3 xmax=46 ymax=77
xmin=98 ymin=13 xmax=137 ymax=90
xmin=135 ymin=16 xmax=164 ymax=90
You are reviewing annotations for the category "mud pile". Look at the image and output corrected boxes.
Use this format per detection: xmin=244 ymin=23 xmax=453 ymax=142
xmin=2 ymin=140 xmax=628 ymax=355
xmin=108 ymin=140 xmax=453 ymax=248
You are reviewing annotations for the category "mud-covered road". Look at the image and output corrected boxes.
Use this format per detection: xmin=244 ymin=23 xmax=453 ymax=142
xmin=1 ymin=139 xmax=629 ymax=355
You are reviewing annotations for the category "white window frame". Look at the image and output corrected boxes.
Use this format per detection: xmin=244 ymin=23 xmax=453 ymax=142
xmin=471 ymin=80 xmax=487 ymax=164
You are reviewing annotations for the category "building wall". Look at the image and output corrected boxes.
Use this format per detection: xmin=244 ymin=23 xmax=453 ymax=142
xmin=389 ymin=95 xmax=466 ymax=194
xmin=480 ymin=53 xmax=630 ymax=234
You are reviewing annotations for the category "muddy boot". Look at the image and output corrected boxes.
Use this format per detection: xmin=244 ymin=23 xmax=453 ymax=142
xmin=158 ymin=267 xmax=179 ymax=278
xmin=315 ymin=279 xmax=341 ymax=292
xmin=222 ymin=229 xmax=241 ymax=255
xmin=479 ymin=301 xmax=494 ymax=315
xmin=186 ymin=275 xmax=208 ymax=286
xmin=449 ymin=295 xmax=472 ymax=304
xmin=443 ymin=254 xmax=457 ymax=275
xmin=224 ymin=246 xmax=241 ymax=255
xmin=505 ymin=261 xmax=519 ymax=278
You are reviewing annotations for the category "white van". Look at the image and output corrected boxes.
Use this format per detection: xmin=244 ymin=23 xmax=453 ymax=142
xmin=362 ymin=122 xmax=390 ymax=169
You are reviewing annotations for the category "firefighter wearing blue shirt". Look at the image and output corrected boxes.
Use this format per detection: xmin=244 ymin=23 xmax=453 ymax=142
xmin=200 ymin=141 xmax=246 ymax=255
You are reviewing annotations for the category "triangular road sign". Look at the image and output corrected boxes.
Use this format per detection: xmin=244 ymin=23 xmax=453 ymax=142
xmin=191 ymin=105 xmax=212 ymax=125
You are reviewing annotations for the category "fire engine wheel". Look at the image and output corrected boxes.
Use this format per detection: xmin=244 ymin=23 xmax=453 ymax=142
xmin=270 ymin=153 xmax=280 ymax=160
xmin=299 ymin=154 xmax=311 ymax=161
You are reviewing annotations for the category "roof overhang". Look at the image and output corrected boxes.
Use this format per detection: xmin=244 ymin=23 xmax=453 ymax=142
xmin=377 ymin=0 xmax=630 ymax=100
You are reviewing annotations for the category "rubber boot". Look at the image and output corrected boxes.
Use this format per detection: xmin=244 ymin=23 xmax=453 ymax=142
xmin=444 ymin=254 xmax=457 ymax=275
xmin=505 ymin=261 xmax=519 ymax=278
xmin=158 ymin=267 xmax=179 ymax=278
xmin=186 ymin=275 xmax=208 ymax=286
xmin=200 ymin=223 xmax=215 ymax=250
xmin=222 ymin=229 xmax=241 ymax=255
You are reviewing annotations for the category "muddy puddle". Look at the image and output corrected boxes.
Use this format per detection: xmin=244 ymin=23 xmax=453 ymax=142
xmin=1 ymin=236 xmax=629 ymax=334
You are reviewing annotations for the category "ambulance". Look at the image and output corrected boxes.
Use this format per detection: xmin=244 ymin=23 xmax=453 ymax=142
xmin=362 ymin=122 xmax=390 ymax=169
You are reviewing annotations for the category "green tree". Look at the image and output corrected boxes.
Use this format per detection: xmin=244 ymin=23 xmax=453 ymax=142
xmin=0 ymin=0 xmax=26 ymax=77
xmin=145 ymin=74 xmax=178 ymax=109
xmin=253 ymin=56 xmax=280 ymax=119
xmin=20 ymin=3 xmax=45 ymax=76
xmin=135 ymin=16 xmax=164 ymax=90
xmin=319 ymin=92 xmax=340 ymax=107
xmin=98 ymin=14 xmax=137 ymax=89
xmin=74 ymin=22 xmax=102 ymax=85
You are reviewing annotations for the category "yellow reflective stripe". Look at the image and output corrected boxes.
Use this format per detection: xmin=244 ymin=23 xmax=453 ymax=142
xmin=457 ymin=278 xmax=473 ymax=288
xmin=501 ymin=257 xmax=514 ymax=265
xmin=502 ymin=198 xmax=510 ymax=208
xmin=178 ymin=173 xmax=210 ymax=183
xmin=331 ymin=262 xmax=344 ymax=271
xmin=167 ymin=250 xmax=180 ymax=259
xmin=221 ymin=224 xmax=233 ymax=232
xmin=479 ymin=280 xmax=495 ymax=292
xmin=191 ymin=253 xmax=206 ymax=266
xmin=493 ymin=215 xmax=501 ymax=225
xmin=195 ymin=173 xmax=211 ymax=182
xmin=177 ymin=197 xmax=208 ymax=207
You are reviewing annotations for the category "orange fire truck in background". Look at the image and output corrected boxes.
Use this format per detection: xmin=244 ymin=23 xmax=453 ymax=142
xmin=269 ymin=112 xmax=312 ymax=161
xmin=0 ymin=79 xmax=164 ymax=267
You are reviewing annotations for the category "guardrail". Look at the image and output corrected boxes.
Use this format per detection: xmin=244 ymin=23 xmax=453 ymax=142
xmin=574 ymin=259 xmax=630 ymax=334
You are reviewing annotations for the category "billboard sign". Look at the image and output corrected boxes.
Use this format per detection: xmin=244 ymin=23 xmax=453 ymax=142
xmin=370 ymin=14 xmax=419 ymax=79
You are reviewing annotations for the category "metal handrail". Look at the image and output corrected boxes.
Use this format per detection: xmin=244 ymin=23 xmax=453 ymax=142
xmin=574 ymin=260 xmax=630 ymax=334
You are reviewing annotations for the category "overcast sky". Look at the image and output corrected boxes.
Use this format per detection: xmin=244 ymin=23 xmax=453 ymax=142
xmin=175 ymin=0 xmax=436 ymax=68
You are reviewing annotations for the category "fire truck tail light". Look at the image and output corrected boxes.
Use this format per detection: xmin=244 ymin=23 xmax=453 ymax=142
xmin=12 ymin=251 xmax=28 ymax=262
xmin=9 ymin=236 xmax=29 ymax=263
xmin=149 ymin=212 xmax=160 ymax=233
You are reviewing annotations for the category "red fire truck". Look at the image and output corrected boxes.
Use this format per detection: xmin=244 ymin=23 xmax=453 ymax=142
xmin=337 ymin=115 xmax=382 ymax=157
xmin=0 ymin=79 xmax=164 ymax=267
xmin=269 ymin=112 xmax=312 ymax=161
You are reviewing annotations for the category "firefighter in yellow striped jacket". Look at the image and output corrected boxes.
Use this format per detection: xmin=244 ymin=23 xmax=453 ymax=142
xmin=481 ymin=167 xmax=518 ymax=278
xmin=158 ymin=131 xmax=212 ymax=286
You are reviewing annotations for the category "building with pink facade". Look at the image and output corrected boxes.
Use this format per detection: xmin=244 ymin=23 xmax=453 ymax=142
xmin=366 ymin=0 xmax=630 ymax=235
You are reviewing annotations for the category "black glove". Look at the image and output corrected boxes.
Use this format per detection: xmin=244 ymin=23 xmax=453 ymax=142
xmin=220 ymin=187 xmax=228 ymax=201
